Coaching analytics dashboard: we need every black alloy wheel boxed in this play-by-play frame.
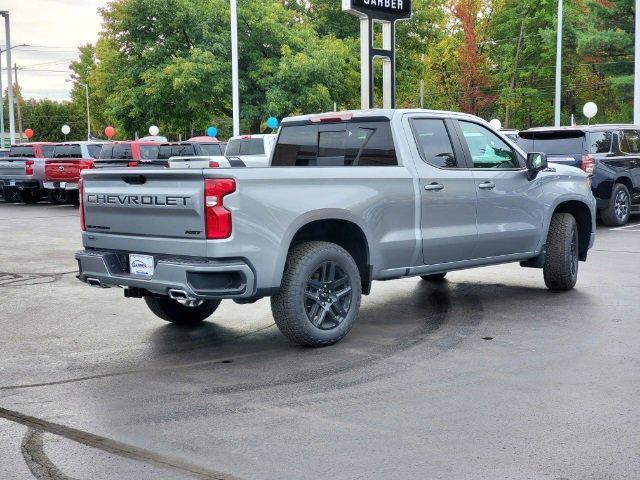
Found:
[303,261,353,331]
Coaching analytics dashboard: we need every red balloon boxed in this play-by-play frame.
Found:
[104,126,115,139]
[24,128,34,139]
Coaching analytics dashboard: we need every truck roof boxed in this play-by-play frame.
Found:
[281,109,490,126]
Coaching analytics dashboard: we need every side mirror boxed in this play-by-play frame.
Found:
[526,152,547,180]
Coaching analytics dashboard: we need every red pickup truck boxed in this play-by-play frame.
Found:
[44,142,104,205]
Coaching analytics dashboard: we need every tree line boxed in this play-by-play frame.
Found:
[8,0,636,141]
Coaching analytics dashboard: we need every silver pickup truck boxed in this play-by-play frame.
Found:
[76,109,596,347]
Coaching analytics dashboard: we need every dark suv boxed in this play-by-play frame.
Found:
[517,125,640,226]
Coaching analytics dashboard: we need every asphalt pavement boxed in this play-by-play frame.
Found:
[1,203,639,480]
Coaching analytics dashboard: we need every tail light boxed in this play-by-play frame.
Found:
[25,159,34,176]
[581,154,596,176]
[208,161,220,168]
[128,161,138,167]
[78,177,86,231]
[79,159,94,172]
[204,178,235,239]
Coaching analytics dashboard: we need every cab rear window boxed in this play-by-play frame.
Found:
[271,121,397,167]
[226,138,264,156]
[52,144,82,158]
[517,132,585,155]
[9,146,35,157]
[99,144,132,159]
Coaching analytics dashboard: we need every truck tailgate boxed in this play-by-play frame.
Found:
[82,169,207,240]
[45,159,92,182]
[0,158,28,177]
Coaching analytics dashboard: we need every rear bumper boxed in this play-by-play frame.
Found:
[75,249,256,299]
[43,181,79,190]
[1,179,41,190]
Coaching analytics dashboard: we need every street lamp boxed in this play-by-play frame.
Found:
[66,78,90,140]
[0,43,28,148]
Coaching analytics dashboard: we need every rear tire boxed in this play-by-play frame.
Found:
[543,213,579,291]
[420,272,447,281]
[271,241,362,347]
[600,183,630,226]
[144,296,221,326]
[18,190,42,204]
[47,189,68,205]
[68,191,80,207]
[2,188,15,203]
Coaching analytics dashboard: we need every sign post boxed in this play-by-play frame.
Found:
[342,0,411,109]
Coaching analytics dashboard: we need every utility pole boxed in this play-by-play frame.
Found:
[634,0,639,124]
[1,11,16,145]
[554,0,563,127]
[420,53,424,109]
[13,63,22,142]
[505,22,525,129]
[230,0,240,136]
[0,47,4,148]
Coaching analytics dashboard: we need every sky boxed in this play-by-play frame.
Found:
[1,0,108,101]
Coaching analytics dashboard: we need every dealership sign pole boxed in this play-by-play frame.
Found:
[342,0,411,109]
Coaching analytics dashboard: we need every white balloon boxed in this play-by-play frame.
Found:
[583,102,598,119]
[61,124,71,135]
[149,125,160,136]
[489,119,502,130]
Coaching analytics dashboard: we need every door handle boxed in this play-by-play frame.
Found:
[478,181,496,190]
[424,182,444,192]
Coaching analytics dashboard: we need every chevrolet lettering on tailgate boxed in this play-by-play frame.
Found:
[86,194,190,206]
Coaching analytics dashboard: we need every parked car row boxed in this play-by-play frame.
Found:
[513,125,640,226]
[0,134,276,205]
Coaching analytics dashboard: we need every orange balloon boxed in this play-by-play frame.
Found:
[104,126,115,138]
[24,128,34,139]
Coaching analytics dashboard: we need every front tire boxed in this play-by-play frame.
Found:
[600,183,630,226]
[144,296,221,326]
[543,213,579,291]
[271,241,362,347]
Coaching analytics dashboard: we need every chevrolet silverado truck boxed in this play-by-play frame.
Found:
[44,141,105,205]
[169,134,275,169]
[0,142,55,203]
[76,109,596,347]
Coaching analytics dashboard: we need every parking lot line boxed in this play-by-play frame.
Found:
[0,407,242,480]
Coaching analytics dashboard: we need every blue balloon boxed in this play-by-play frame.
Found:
[207,126,218,137]
[266,117,278,129]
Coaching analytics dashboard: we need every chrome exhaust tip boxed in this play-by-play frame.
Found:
[86,277,109,288]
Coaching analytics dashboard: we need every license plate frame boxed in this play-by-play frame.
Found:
[129,254,154,278]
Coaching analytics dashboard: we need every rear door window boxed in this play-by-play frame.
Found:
[140,145,160,160]
[411,118,458,168]
[588,131,612,154]
[620,130,640,154]
[271,121,397,167]
[52,144,82,158]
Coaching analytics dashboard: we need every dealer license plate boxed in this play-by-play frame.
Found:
[129,254,154,278]
[9,180,15,186]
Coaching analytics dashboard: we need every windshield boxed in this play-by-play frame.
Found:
[518,131,585,155]
[9,146,35,157]
[226,138,264,156]
[52,144,82,158]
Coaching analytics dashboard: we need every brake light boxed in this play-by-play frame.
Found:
[581,154,596,176]
[78,177,86,231]
[209,161,220,168]
[309,112,353,123]
[25,160,34,176]
[128,161,138,167]
[204,178,235,239]
[79,159,94,172]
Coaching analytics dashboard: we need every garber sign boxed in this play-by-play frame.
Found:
[344,0,411,20]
